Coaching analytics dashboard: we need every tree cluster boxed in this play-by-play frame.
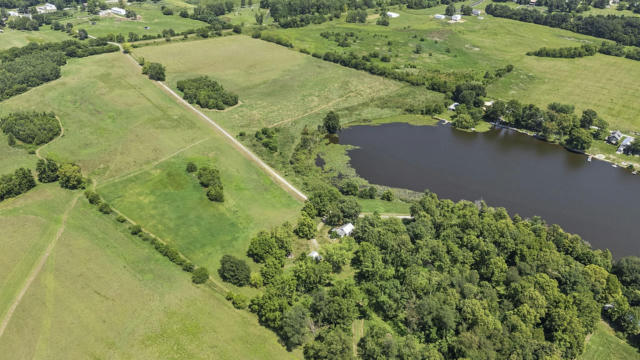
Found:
[195,165,224,202]
[486,4,640,48]
[254,127,278,152]
[141,62,165,81]
[0,111,60,145]
[0,167,36,202]
[245,190,640,359]
[0,39,118,100]
[219,254,251,286]
[176,76,238,110]
[527,44,598,58]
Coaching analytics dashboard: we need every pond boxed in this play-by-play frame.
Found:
[339,122,640,257]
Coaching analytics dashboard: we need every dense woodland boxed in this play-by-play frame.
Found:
[0,111,60,145]
[0,40,118,101]
[528,41,640,61]
[217,188,640,359]
[176,76,238,110]
[486,4,640,47]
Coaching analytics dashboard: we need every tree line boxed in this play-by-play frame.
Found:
[528,41,640,62]
[486,4,640,48]
[0,39,119,101]
[176,76,239,111]
[1,111,60,146]
[215,188,640,359]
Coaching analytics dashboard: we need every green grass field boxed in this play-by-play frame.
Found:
[69,2,204,38]
[0,28,72,50]
[0,50,302,358]
[581,321,640,360]
[246,4,640,133]
[0,186,299,359]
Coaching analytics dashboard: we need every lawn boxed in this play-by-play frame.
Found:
[69,2,204,38]
[0,133,36,175]
[248,4,640,133]
[0,187,299,359]
[0,28,72,50]
[581,321,640,360]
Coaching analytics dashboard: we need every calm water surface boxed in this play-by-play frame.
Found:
[339,123,640,257]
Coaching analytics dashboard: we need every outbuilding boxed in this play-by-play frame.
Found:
[448,102,460,111]
[434,14,445,19]
[451,14,462,21]
[387,11,400,18]
[36,3,57,13]
[308,251,322,260]
[472,9,482,16]
[111,7,126,16]
[332,223,354,238]
[617,136,634,154]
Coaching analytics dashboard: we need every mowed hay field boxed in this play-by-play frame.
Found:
[580,321,640,360]
[0,52,301,358]
[134,35,442,135]
[256,4,640,132]
[0,187,298,359]
[0,28,71,50]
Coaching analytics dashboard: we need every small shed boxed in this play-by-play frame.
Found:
[452,14,462,21]
[434,14,445,19]
[308,251,322,260]
[448,102,460,111]
[387,11,400,18]
[111,7,126,16]
[332,223,354,238]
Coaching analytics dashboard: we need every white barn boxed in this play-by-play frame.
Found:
[332,223,354,238]
[111,7,126,16]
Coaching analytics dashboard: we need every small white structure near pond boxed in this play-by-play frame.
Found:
[448,102,460,111]
[434,14,446,19]
[386,11,400,18]
[332,223,354,238]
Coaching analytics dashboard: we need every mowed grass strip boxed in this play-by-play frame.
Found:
[0,194,300,359]
[0,28,72,50]
[580,321,640,360]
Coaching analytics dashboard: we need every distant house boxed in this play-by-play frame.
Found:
[448,102,460,111]
[111,7,126,16]
[607,130,623,145]
[8,10,31,18]
[451,14,462,21]
[530,0,537,5]
[386,11,400,18]
[484,100,494,107]
[332,223,354,238]
[617,136,634,154]
[472,9,482,16]
[610,0,620,4]
[36,3,57,13]
[308,251,322,260]
[434,14,445,19]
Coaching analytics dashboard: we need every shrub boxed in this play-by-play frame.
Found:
[116,215,126,223]
[7,134,16,146]
[58,163,84,189]
[381,190,394,201]
[98,202,112,214]
[182,262,195,272]
[219,254,251,286]
[186,162,197,173]
[142,62,166,81]
[206,186,224,202]
[162,7,174,15]
[250,272,263,287]
[130,224,142,235]
[84,190,101,205]
[295,215,316,239]
[36,158,59,183]
[192,267,209,284]
[323,111,340,134]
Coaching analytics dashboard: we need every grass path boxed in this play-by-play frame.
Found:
[34,116,64,160]
[0,194,79,339]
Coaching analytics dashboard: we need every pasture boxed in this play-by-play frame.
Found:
[580,321,640,360]
[252,4,640,132]
[0,186,298,359]
[0,28,71,50]
[0,50,302,358]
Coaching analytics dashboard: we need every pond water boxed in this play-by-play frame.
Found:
[339,122,640,257]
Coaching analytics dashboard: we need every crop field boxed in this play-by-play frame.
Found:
[69,2,204,38]
[252,4,640,133]
[0,186,298,359]
[0,28,71,50]
[0,50,303,358]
